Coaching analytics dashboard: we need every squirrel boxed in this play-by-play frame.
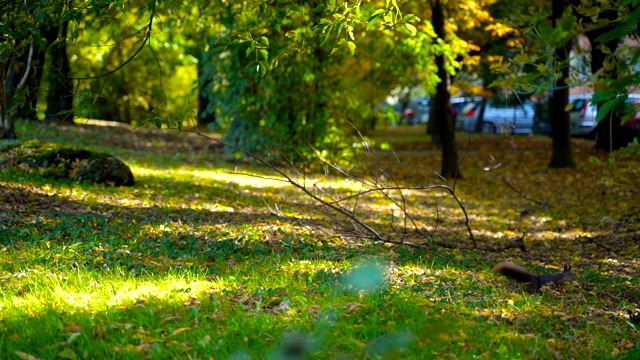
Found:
[493,262,573,292]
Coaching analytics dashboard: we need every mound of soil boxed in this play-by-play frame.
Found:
[0,140,134,186]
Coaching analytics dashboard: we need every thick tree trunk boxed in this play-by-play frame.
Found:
[548,0,575,168]
[429,0,461,179]
[45,21,74,123]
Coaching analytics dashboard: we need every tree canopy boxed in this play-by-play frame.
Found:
[2,0,639,167]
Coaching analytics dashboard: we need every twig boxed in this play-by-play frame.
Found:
[16,39,34,90]
[501,175,550,207]
[186,127,476,248]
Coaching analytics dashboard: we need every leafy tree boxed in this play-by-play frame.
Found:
[1,0,136,138]
[547,0,576,168]
[0,0,48,139]
[198,1,423,164]
[417,0,507,177]
[491,0,579,167]
[428,0,460,178]
[70,0,190,125]
[492,0,640,159]
[579,1,640,150]
[45,9,74,124]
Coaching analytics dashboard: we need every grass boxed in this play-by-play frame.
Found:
[1,120,639,359]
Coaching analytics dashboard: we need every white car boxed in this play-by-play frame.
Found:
[569,94,640,137]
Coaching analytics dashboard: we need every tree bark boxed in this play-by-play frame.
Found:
[1,60,18,139]
[6,40,46,121]
[585,10,621,150]
[196,56,216,127]
[548,0,575,168]
[474,98,487,133]
[429,0,461,179]
[45,20,74,124]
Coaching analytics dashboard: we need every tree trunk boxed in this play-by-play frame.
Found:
[6,40,46,121]
[585,10,621,150]
[20,44,46,120]
[548,0,575,168]
[429,0,461,179]
[45,20,74,123]
[196,57,216,127]
[474,98,487,133]
[1,60,18,139]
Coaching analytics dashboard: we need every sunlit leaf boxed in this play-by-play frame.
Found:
[259,49,268,62]
[404,23,417,36]
[346,41,356,55]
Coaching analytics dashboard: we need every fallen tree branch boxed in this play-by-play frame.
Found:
[187,128,476,248]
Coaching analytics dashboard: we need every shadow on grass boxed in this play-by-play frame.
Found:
[1,179,431,271]
[1,167,477,251]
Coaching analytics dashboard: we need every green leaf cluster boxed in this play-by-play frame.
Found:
[196,1,427,166]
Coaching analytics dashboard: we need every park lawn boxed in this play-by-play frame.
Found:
[1,120,639,359]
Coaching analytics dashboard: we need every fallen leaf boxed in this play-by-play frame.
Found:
[14,351,40,360]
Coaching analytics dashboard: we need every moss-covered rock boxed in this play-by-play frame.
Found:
[0,140,134,186]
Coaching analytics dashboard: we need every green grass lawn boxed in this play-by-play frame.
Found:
[1,120,639,359]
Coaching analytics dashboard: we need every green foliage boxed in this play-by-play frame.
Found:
[490,5,576,95]
[197,1,425,166]
[591,138,640,167]
[69,2,197,124]
[492,0,640,111]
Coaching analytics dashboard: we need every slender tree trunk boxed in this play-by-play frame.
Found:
[196,58,216,127]
[6,40,46,121]
[1,55,17,139]
[19,48,45,120]
[429,0,461,179]
[585,10,621,150]
[548,0,575,168]
[0,58,17,140]
[45,20,74,123]
[474,98,487,133]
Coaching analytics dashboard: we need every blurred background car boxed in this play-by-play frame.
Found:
[400,96,480,126]
[401,97,430,125]
[455,99,536,134]
[569,94,640,138]
[451,96,482,119]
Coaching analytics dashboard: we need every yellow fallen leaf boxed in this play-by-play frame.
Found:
[171,327,191,336]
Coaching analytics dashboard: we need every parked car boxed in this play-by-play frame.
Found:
[402,97,430,125]
[401,96,480,126]
[569,94,640,138]
[451,96,482,119]
[455,100,536,134]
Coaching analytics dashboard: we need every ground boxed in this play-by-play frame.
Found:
[1,120,639,359]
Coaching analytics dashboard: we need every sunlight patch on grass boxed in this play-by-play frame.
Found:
[133,166,291,189]
[1,270,233,317]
